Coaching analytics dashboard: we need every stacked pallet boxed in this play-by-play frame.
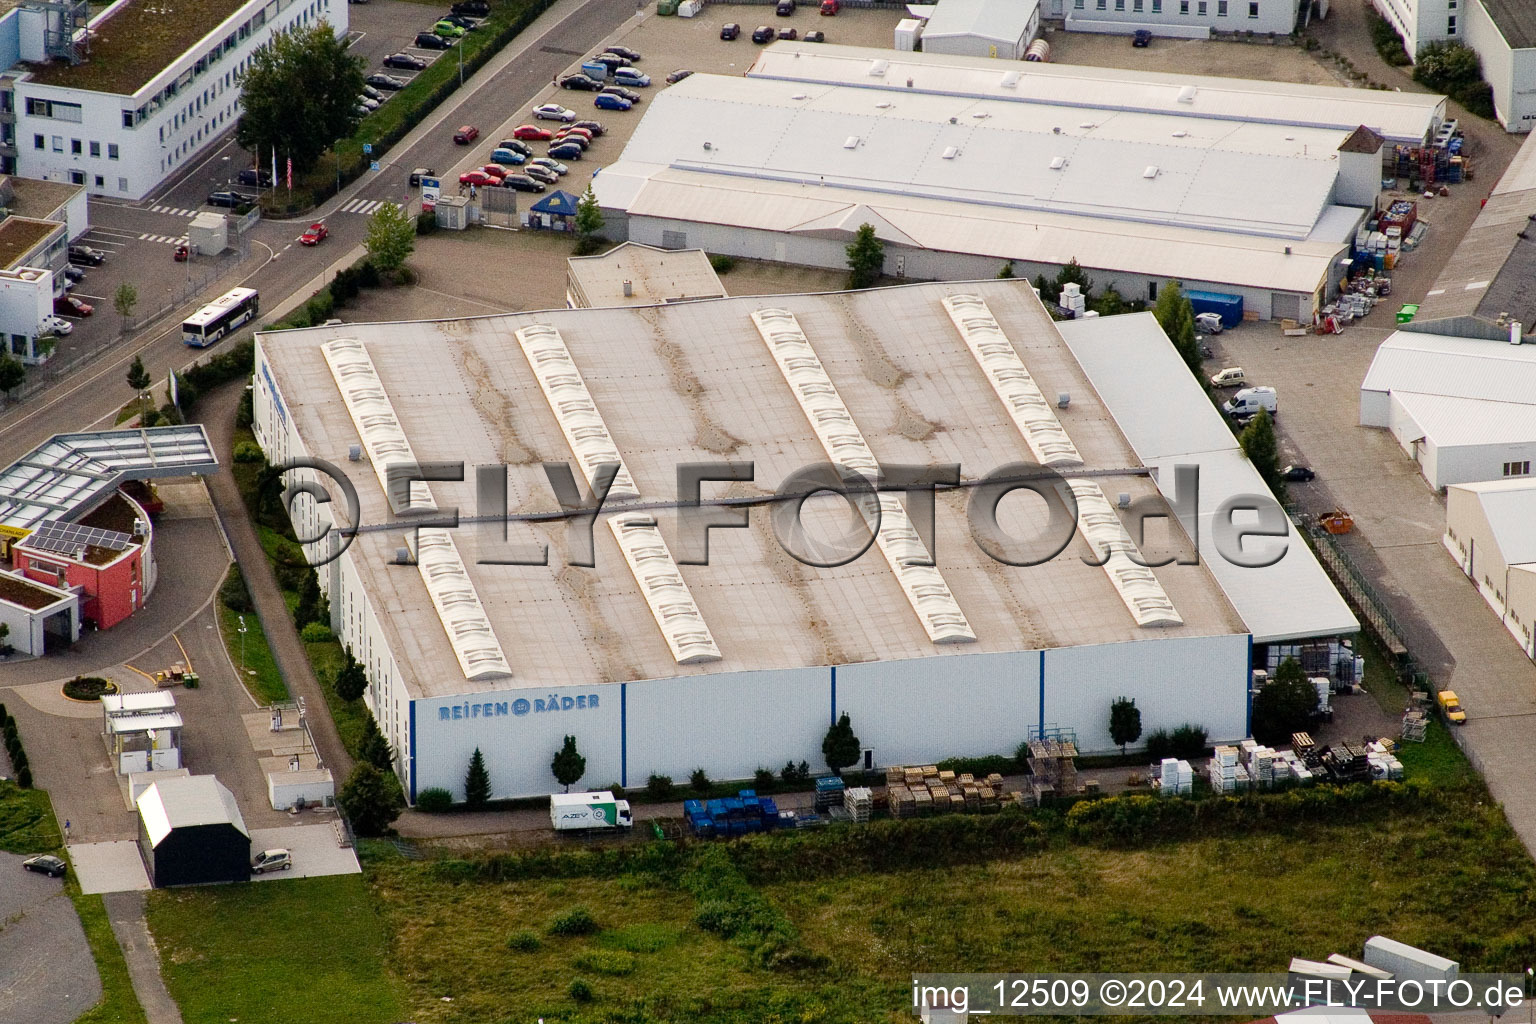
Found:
[814,775,846,813]
[1206,746,1249,794]
[1027,738,1079,796]
[885,765,1004,818]
[844,786,873,823]
[1152,758,1193,795]
[1364,740,1405,780]
[1400,708,1428,742]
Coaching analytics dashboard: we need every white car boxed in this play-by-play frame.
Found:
[41,314,72,335]
[528,157,568,176]
[532,102,577,122]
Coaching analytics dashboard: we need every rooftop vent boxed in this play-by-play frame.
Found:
[347,443,362,462]
[703,141,712,150]
[1000,71,1020,88]
[1117,492,1131,509]
[906,77,914,88]
[1079,121,1094,129]
[949,116,957,124]
[875,101,891,108]
[1049,156,1066,170]
[1052,126,1061,134]
[1057,392,1070,408]
[942,146,958,160]
[791,92,807,100]
[1177,85,1197,103]
[1143,165,1159,178]
[1172,130,1187,138]
[971,111,989,119]
[843,136,860,149]
[869,58,889,77]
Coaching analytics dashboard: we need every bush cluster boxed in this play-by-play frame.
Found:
[2,711,31,788]
[1144,724,1209,762]
[682,846,813,970]
[548,906,599,937]
[505,928,541,952]
[1413,41,1497,119]
[1367,11,1411,66]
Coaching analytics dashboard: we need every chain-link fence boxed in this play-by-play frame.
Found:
[1288,508,1413,677]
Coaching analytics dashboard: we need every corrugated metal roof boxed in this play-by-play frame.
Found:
[1059,313,1358,643]
[136,775,248,847]
[922,0,1039,43]
[1450,479,1536,566]
[1391,391,1536,448]
[747,43,1444,143]
[1360,329,1536,406]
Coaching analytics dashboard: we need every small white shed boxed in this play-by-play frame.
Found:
[186,212,228,255]
[920,0,1041,60]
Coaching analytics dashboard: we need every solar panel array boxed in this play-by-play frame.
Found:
[26,519,134,557]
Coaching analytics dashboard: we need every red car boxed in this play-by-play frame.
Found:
[55,294,93,316]
[479,164,510,179]
[555,127,593,143]
[173,243,189,262]
[511,124,553,141]
[452,124,479,144]
[299,222,328,246]
[459,169,498,186]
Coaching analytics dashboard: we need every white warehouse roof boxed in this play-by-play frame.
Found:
[747,42,1445,144]
[1059,313,1358,643]
[1448,478,1536,567]
[136,775,247,847]
[1362,330,1536,409]
[922,0,1040,46]
[258,282,1276,699]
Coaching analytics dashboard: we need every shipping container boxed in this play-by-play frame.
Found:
[1184,289,1244,328]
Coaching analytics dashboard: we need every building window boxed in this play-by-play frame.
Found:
[1504,461,1530,477]
[118,177,129,192]
[1148,282,1158,300]
[69,170,84,185]
[1152,0,1161,10]
[1248,1,1258,13]
[89,141,100,157]
[1447,15,1455,31]
[1180,0,1189,10]
[25,98,82,122]
[94,174,104,187]
[70,138,81,154]
[51,135,62,152]
[1134,0,1143,10]
[32,134,43,149]
[1075,0,1083,8]
[108,143,119,160]
[1197,0,1206,12]
[1217,0,1227,14]
[1115,0,1124,9]
[122,110,134,128]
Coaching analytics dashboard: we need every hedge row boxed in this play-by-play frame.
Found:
[1,707,33,788]
[143,338,256,427]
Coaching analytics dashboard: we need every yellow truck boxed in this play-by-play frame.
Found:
[1436,690,1466,724]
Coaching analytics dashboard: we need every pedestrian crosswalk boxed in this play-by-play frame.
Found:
[149,205,198,217]
[338,198,404,215]
[139,233,189,245]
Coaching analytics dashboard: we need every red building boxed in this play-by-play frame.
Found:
[13,492,153,630]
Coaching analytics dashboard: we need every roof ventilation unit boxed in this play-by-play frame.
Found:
[1172,130,1187,138]
[971,111,989,119]
[1000,71,1020,88]
[869,58,889,77]
[1052,126,1061,134]
[906,77,914,88]
[1177,85,1197,103]
[1049,156,1066,170]
[843,135,859,149]
[791,93,807,100]
[1118,492,1131,509]
[875,101,891,108]
[703,141,712,150]
[1143,165,1159,178]
[949,116,957,124]
[942,146,959,160]
[1079,121,1094,129]
[1057,391,1070,408]
[347,443,361,461]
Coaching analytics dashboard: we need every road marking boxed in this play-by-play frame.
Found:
[73,294,108,302]
[148,205,199,217]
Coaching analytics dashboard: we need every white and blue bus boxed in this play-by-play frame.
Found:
[181,287,259,347]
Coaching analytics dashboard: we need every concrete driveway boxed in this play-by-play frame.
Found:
[69,841,152,896]
[247,824,360,881]
[0,852,101,1024]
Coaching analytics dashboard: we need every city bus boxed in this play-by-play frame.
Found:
[181,287,259,347]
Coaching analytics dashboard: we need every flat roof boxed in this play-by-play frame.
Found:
[258,281,1254,699]
[1449,478,1536,566]
[1482,0,1536,50]
[3,176,82,221]
[746,43,1445,144]
[1058,313,1357,643]
[0,569,73,611]
[25,0,252,95]
[1361,329,1536,406]
[567,242,725,307]
[0,217,61,270]
[923,0,1040,43]
[108,711,182,733]
[103,691,177,714]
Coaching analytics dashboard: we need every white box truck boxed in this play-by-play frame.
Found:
[550,792,633,831]
[1222,386,1277,419]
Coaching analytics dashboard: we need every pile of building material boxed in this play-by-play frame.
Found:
[1205,745,1251,793]
[814,775,845,813]
[1400,707,1428,742]
[844,786,872,823]
[1311,677,1334,721]
[1026,738,1078,802]
[885,765,1004,818]
[1058,282,1087,319]
[1151,758,1193,795]
[1238,740,1315,788]
[1364,739,1405,780]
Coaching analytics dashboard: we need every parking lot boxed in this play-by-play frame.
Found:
[0,852,100,1024]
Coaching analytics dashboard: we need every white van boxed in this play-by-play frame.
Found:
[1209,367,1247,389]
[1223,386,1277,419]
[1194,312,1225,335]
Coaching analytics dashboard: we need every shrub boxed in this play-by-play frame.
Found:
[1367,12,1411,65]
[415,787,453,813]
[689,768,711,792]
[780,760,811,785]
[220,566,253,613]
[17,765,31,789]
[1454,80,1496,119]
[1168,724,1209,760]
[682,845,812,969]
[548,906,598,936]
[0,703,7,728]
[605,783,625,801]
[232,441,264,464]
[1144,729,1173,762]
[299,621,334,643]
[646,773,674,800]
[574,950,636,976]
[506,929,541,952]
[568,978,594,1003]
[395,266,417,286]
[572,234,606,256]
[416,211,438,235]
[303,290,335,324]
[753,767,776,792]
[708,253,735,274]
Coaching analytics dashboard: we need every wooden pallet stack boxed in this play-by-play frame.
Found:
[885,765,1004,818]
[844,786,873,823]
[1027,738,1079,802]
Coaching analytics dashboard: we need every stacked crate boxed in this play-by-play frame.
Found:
[1152,758,1193,795]
[1206,746,1239,794]
[815,776,846,813]
[1027,738,1079,798]
[1400,708,1428,742]
[885,764,1004,818]
[844,786,873,823]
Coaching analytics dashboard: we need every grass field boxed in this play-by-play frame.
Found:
[146,875,403,1024]
[0,781,61,853]
[216,568,289,705]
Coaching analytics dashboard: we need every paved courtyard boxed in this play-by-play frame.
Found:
[71,841,152,896]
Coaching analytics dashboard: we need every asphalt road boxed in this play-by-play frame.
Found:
[0,0,634,464]
[0,852,100,1024]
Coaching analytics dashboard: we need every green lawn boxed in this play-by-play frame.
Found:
[0,781,61,853]
[146,875,403,1024]
[215,569,288,705]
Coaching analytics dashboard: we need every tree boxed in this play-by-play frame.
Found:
[1091,285,1125,317]
[1251,657,1319,746]
[551,734,586,792]
[844,223,885,290]
[114,283,139,328]
[997,261,1016,279]
[1153,279,1201,378]
[358,712,393,771]
[822,712,861,776]
[334,646,368,702]
[1054,258,1093,297]
[338,763,404,835]
[294,569,323,629]
[0,354,23,397]
[235,24,365,175]
[464,747,491,809]
[364,200,415,278]
[1240,408,1283,493]
[1033,273,1060,305]
[125,353,150,392]
[1109,697,1142,755]
[575,184,604,239]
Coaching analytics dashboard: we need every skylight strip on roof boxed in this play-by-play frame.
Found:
[750,307,976,645]
[322,338,512,681]
[515,324,721,665]
[514,324,639,502]
[942,293,1181,629]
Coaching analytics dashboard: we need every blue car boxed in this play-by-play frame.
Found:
[490,147,527,165]
[594,93,632,111]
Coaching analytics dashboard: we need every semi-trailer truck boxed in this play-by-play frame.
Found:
[550,791,633,831]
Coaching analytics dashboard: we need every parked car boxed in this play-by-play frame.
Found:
[1209,367,1247,389]
[453,124,480,144]
[414,31,452,48]
[533,102,577,122]
[55,295,93,316]
[358,96,380,111]
[206,190,247,208]
[408,166,436,186]
[366,73,407,90]
[41,314,72,335]
[173,243,189,262]
[600,87,640,105]
[1194,311,1225,334]
[605,45,642,61]
[1132,28,1152,47]
[458,169,498,186]
[751,25,775,42]
[777,27,798,39]
[548,142,585,160]
[803,29,825,41]
[361,84,383,101]
[560,73,603,91]
[502,174,546,193]
[512,124,553,141]
[589,52,631,71]
[570,119,605,136]
[776,0,795,13]
[479,163,511,179]
[593,93,632,111]
[613,68,651,87]
[451,0,489,13]
[433,20,466,37]
[820,0,839,12]
[442,13,478,28]
[721,22,740,39]
[68,244,106,265]
[237,167,273,187]
[251,849,292,874]
[529,157,568,175]
[22,855,67,878]
[554,126,593,142]
[299,222,329,246]
[523,164,559,185]
[1282,464,1316,482]
[666,69,693,84]
[62,265,85,283]
[551,133,588,150]
[384,52,429,70]
[490,147,527,165]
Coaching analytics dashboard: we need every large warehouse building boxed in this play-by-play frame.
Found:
[252,281,1355,802]
[592,45,1446,322]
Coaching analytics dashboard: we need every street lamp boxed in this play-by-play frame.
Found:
[237,614,248,676]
